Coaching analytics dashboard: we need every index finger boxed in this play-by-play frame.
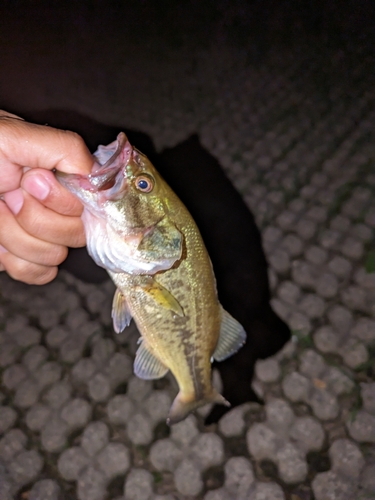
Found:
[0,112,94,175]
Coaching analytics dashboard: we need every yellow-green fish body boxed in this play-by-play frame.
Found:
[56,133,246,424]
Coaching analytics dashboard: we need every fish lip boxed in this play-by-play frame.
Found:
[55,169,97,192]
[55,132,132,193]
[92,132,129,173]
[102,132,127,168]
[89,133,129,190]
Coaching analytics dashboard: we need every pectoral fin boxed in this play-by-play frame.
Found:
[111,288,132,333]
[136,279,184,317]
[213,306,246,361]
[134,340,169,380]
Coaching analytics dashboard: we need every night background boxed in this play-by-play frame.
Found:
[0,1,374,500]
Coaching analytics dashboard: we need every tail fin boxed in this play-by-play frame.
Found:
[167,389,230,425]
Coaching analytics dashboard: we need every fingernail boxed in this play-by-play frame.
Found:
[23,173,50,200]
[4,189,24,215]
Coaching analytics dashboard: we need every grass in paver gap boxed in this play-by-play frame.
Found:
[357,205,375,225]
[152,471,163,484]
[292,330,314,349]
[328,180,360,218]
[358,491,375,500]
[364,250,375,274]
[355,342,375,380]
[134,444,148,463]
[359,442,375,461]
[348,383,364,423]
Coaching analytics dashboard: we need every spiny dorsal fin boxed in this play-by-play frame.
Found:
[134,340,169,380]
[136,278,184,317]
[111,288,132,333]
[213,306,246,361]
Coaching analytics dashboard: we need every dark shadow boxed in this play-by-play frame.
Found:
[23,108,291,423]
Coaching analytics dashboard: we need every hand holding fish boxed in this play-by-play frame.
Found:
[0,110,93,284]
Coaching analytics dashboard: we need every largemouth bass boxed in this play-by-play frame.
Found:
[56,133,246,424]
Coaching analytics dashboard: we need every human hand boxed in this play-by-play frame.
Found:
[0,110,94,284]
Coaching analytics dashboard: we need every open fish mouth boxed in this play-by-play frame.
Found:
[55,132,132,202]
[89,132,131,191]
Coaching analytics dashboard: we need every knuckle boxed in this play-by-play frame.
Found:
[33,267,58,285]
[19,207,43,236]
[61,195,83,217]
[6,257,57,285]
[6,259,26,282]
[62,130,87,155]
[68,223,86,248]
[49,245,68,266]
[66,130,84,144]
[73,233,86,248]
[58,130,92,176]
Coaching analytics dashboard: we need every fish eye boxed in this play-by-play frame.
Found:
[135,175,154,193]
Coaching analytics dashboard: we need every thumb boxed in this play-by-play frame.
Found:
[0,114,94,175]
[21,168,84,216]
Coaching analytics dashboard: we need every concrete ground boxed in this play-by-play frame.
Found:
[0,3,374,499]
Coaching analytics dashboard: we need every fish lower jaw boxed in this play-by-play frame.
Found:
[166,389,230,426]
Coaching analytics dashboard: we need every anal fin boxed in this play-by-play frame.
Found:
[213,306,246,362]
[134,340,169,380]
[111,288,132,333]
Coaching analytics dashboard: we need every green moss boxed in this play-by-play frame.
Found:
[292,329,314,349]
[365,250,375,274]
[153,471,163,484]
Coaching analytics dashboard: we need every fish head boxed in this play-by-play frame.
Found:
[56,132,183,274]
